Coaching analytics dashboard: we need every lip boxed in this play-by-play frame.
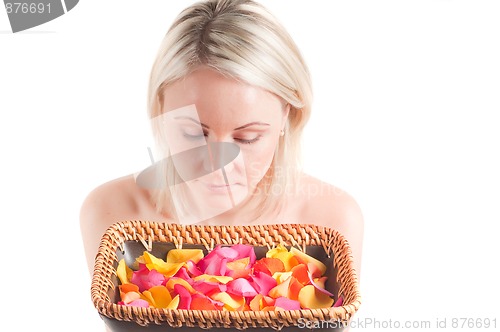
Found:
[200,181,240,194]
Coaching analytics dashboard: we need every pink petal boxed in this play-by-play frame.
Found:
[131,265,166,292]
[217,246,239,260]
[307,271,334,296]
[333,296,343,307]
[227,278,258,297]
[250,271,277,295]
[122,299,150,308]
[230,244,256,265]
[173,284,192,310]
[192,280,226,295]
[185,260,203,277]
[274,297,301,310]
[197,246,228,275]
[173,266,192,282]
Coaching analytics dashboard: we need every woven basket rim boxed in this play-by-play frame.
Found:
[91,221,361,329]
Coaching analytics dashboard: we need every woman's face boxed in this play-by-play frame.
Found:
[158,67,288,221]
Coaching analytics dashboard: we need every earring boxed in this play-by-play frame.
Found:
[280,129,285,136]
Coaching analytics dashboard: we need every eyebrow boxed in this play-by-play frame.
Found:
[174,116,209,129]
[174,116,270,131]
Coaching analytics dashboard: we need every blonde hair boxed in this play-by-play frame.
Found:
[147,0,312,221]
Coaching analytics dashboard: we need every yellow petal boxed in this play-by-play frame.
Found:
[166,295,180,309]
[167,249,204,264]
[274,251,299,271]
[266,244,288,258]
[272,271,293,284]
[141,290,156,307]
[298,285,334,309]
[117,259,132,285]
[211,292,245,310]
[193,274,233,284]
[142,251,184,277]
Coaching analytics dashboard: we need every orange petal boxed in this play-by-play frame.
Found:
[290,247,327,276]
[254,257,285,275]
[167,249,204,264]
[298,285,334,309]
[119,283,139,294]
[148,285,173,308]
[226,257,250,270]
[291,264,310,285]
[166,277,197,294]
[249,294,263,311]
[191,295,219,310]
[288,277,304,301]
[274,252,299,272]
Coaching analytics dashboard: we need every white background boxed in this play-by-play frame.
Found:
[1,1,499,331]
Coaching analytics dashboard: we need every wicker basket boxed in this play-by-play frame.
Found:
[91,221,361,331]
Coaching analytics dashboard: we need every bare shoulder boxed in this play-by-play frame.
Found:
[295,173,364,277]
[79,175,160,275]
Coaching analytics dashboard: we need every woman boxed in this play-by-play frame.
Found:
[80,0,363,284]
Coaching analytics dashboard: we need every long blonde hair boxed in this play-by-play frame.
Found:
[147,0,312,221]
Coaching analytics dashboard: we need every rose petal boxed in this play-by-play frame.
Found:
[167,249,204,264]
[290,264,310,285]
[185,260,203,277]
[230,244,256,265]
[142,251,184,277]
[122,299,150,308]
[166,294,180,309]
[166,277,197,294]
[174,284,192,310]
[288,276,304,301]
[226,257,250,271]
[191,293,223,310]
[307,271,334,296]
[333,296,343,307]
[210,292,245,311]
[290,247,327,276]
[173,266,191,281]
[298,284,334,309]
[148,285,173,308]
[192,280,226,295]
[275,296,301,310]
[117,259,132,285]
[193,274,233,284]
[250,271,277,295]
[253,257,285,276]
[268,276,292,299]
[226,278,258,297]
[131,265,166,292]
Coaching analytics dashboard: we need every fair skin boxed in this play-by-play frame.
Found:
[80,68,364,296]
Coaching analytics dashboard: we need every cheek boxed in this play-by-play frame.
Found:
[242,138,278,187]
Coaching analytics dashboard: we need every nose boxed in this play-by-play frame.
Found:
[202,141,239,174]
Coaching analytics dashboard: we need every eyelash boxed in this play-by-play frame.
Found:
[183,132,261,145]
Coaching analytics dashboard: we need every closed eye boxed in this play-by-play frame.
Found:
[235,135,261,144]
